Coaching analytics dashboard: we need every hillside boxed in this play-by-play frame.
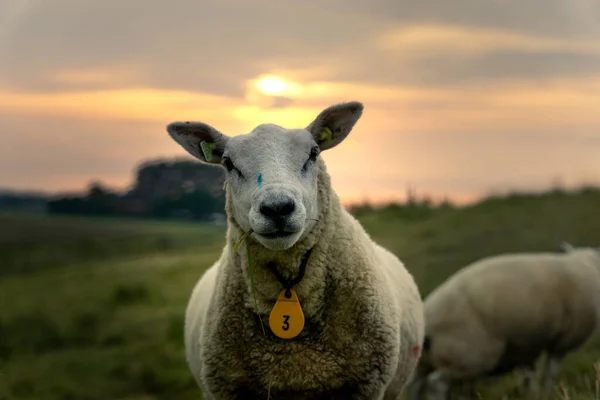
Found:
[1,187,599,400]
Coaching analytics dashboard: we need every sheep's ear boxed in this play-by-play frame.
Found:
[166,121,229,164]
[559,241,575,253]
[306,101,364,151]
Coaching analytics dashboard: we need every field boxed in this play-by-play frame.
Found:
[1,187,600,400]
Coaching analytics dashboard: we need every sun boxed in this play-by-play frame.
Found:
[255,75,289,96]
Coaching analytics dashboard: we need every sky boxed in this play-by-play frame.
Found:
[1,0,599,205]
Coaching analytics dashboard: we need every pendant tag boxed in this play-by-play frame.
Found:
[269,289,305,339]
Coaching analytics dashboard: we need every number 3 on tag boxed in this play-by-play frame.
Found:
[269,289,305,339]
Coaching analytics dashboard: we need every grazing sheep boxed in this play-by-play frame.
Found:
[407,242,600,400]
[166,102,425,400]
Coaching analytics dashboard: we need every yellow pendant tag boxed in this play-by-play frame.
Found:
[269,289,305,339]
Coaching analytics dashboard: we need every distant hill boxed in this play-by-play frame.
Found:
[0,190,49,213]
[0,158,227,221]
[122,158,226,215]
[42,158,227,221]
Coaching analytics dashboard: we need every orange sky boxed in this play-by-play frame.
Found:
[1,0,599,204]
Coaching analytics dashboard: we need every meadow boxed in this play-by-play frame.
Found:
[1,187,600,400]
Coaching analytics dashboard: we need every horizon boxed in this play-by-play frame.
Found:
[2,0,599,205]
[2,166,596,209]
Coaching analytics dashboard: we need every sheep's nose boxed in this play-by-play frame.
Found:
[259,197,296,220]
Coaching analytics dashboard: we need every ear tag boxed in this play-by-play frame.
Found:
[269,289,305,339]
[319,127,333,143]
[200,141,217,162]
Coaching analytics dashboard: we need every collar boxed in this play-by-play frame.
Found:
[266,248,314,298]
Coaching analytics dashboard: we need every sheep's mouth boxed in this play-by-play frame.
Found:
[259,230,297,239]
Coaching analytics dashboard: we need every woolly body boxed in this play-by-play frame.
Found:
[409,247,600,399]
[168,102,425,399]
[186,163,423,399]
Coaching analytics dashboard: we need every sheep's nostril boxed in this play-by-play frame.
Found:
[259,203,277,218]
[259,199,296,219]
[279,201,295,216]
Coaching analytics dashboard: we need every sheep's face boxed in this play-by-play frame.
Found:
[219,125,320,250]
[166,101,363,251]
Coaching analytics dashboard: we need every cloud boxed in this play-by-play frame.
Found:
[2,74,600,133]
[0,88,240,125]
[303,0,600,39]
[2,0,599,96]
[0,0,379,95]
[376,24,600,57]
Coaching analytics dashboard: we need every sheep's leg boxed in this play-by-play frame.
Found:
[541,356,561,393]
[427,370,451,400]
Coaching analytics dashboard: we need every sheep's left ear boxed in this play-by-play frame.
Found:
[306,101,364,151]
[166,121,229,164]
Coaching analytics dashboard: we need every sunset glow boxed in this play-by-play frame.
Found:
[256,75,288,95]
[252,74,304,98]
[1,0,599,204]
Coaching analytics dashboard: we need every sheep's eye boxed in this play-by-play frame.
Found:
[221,157,242,177]
[222,157,234,172]
[302,146,320,173]
[309,146,320,161]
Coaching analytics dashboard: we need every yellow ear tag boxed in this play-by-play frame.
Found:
[269,289,305,339]
[200,140,217,162]
[319,127,333,142]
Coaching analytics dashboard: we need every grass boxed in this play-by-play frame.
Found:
[1,186,600,399]
[0,213,225,400]
[0,212,224,276]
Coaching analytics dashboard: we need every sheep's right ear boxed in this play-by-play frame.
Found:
[166,121,229,164]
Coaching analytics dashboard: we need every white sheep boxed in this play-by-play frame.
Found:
[166,101,425,399]
[407,242,600,400]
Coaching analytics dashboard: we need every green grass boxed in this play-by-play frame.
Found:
[0,213,225,400]
[0,213,225,275]
[1,187,600,400]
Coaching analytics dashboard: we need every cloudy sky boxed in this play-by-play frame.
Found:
[1,0,599,204]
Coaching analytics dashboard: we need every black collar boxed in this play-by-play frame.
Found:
[266,248,313,299]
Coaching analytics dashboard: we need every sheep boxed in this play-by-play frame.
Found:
[166,101,425,400]
[407,242,600,400]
